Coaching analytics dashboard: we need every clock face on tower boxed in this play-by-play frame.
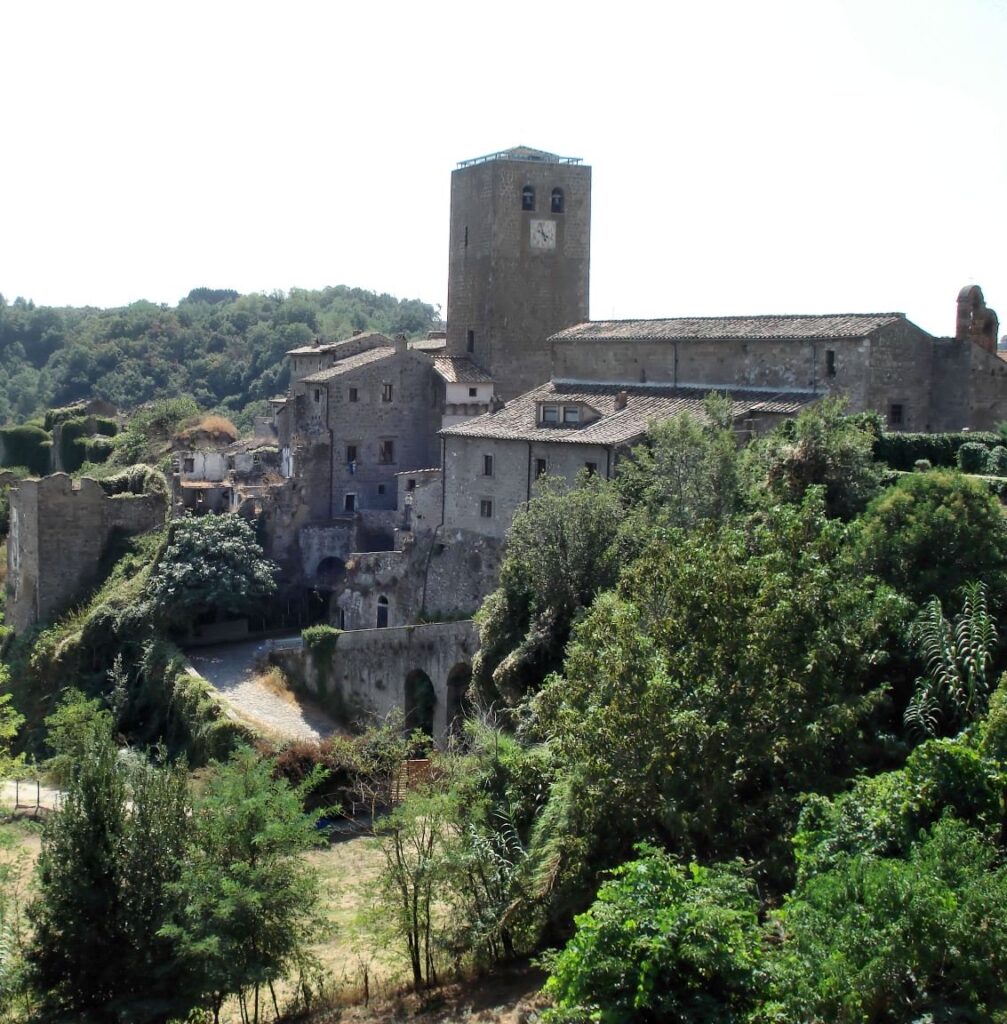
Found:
[530,219,557,250]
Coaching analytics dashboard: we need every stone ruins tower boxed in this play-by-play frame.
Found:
[445,146,591,400]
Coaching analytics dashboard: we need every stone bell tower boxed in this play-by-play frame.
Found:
[445,146,591,401]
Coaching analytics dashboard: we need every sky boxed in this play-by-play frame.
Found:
[2,0,1005,338]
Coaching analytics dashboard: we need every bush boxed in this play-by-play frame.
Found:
[875,431,1002,471]
[958,441,990,473]
[988,446,1007,476]
[913,458,932,472]
[0,424,51,476]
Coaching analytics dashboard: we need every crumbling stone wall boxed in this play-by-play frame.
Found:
[6,474,166,632]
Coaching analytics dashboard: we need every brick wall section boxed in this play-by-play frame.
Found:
[6,474,165,633]
[446,157,591,400]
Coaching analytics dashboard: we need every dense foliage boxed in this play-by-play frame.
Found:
[0,287,437,427]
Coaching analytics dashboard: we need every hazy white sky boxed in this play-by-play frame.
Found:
[2,0,1004,337]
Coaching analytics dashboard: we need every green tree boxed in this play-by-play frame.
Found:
[472,475,624,706]
[544,845,762,1024]
[27,726,193,1023]
[163,748,326,1024]
[145,514,277,630]
[855,469,1007,608]
[41,688,112,787]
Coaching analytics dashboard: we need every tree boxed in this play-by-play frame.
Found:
[472,475,624,706]
[163,748,326,1024]
[0,668,23,781]
[145,513,277,630]
[27,726,193,1023]
[544,845,762,1024]
[855,469,1007,608]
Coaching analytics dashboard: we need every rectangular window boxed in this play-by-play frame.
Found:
[541,405,559,425]
[535,458,548,479]
[469,386,478,397]
[563,406,581,425]
[406,478,416,492]
[467,330,475,353]
[182,457,194,473]
[313,388,321,403]
[889,403,904,427]
[483,454,494,477]
[585,461,598,476]
[379,439,395,464]
[348,387,359,403]
[826,350,836,377]
[346,444,358,463]
[344,493,356,512]
[480,499,493,518]
[382,383,393,402]
[378,484,386,495]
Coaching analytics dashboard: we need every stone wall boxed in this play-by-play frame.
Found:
[6,474,166,632]
[290,619,478,743]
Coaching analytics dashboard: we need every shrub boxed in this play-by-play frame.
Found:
[988,445,1007,476]
[875,431,1002,471]
[0,424,51,476]
[913,458,932,472]
[958,441,990,473]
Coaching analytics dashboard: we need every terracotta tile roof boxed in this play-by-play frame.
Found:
[432,357,494,384]
[286,332,391,356]
[441,382,818,446]
[552,313,906,343]
[300,347,394,382]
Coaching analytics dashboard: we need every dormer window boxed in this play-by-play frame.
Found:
[551,188,564,213]
[563,406,581,425]
[521,185,535,211]
[540,404,560,425]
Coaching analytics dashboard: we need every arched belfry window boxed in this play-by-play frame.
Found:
[521,185,535,211]
[551,188,564,213]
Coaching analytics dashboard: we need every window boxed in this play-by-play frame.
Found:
[348,387,359,403]
[585,461,598,476]
[535,458,548,479]
[541,405,559,425]
[551,187,564,213]
[563,406,581,425]
[464,225,468,248]
[521,185,535,211]
[469,386,478,397]
[346,444,358,464]
[480,499,494,518]
[826,350,836,377]
[382,383,393,402]
[483,454,494,476]
[336,608,346,629]
[378,484,386,495]
[379,439,395,464]
[182,457,194,473]
[313,388,321,403]
[467,329,475,353]
[226,456,235,470]
[406,478,417,492]
[889,403,904,428]
[344,493,356,512]
[376,596,389,629]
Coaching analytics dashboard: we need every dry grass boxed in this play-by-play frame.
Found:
[174,414,239,445]
[253,665,300,707]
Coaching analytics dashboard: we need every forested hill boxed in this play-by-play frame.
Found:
[0,286,438,428]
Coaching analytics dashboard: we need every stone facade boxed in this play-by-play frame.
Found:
[7,474,166,632]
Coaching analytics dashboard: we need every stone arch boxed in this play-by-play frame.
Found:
[446,662,472,737]
[315,556,346,589]
[376,595,390,629]
[404,669,437,738]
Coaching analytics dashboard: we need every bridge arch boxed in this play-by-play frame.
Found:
[404,668,437,739]
[446,662,472,737]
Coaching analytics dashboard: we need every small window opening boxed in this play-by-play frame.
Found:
[313,388,321,403]
[551,188,564,213]
[889,403,904,428]
[182,457,194,473]
[521,185,535,211]
[563,406,581,425]
[376,596,389,629]
[348,387,359,403]
[382,383,393,402]
[541,405,559,425]
[379,439,395,464]
[535,458,548,479]
[226,456,235,470]
[480,499,494,518]
[378,484,386,495]
[464,226,468,248]
[585,461,598,476]
[337,608,346,629]
[406,478,416,492]
[346,444,357,463]
[469,386,478,397]
[826,350,836,377]
[344,493,356,512]
[467,329,475,353]
[483,454,494,477]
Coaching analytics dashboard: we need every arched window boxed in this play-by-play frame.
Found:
[551,187,564,213]
[376,595,389,629]
[521,185,535,211]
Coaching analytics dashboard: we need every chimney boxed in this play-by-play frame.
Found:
[615,391,628,411]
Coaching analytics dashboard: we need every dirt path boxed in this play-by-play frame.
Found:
[0,778,62,812]
[186,638,339,743]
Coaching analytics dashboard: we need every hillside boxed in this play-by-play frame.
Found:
[0,286,438,428]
